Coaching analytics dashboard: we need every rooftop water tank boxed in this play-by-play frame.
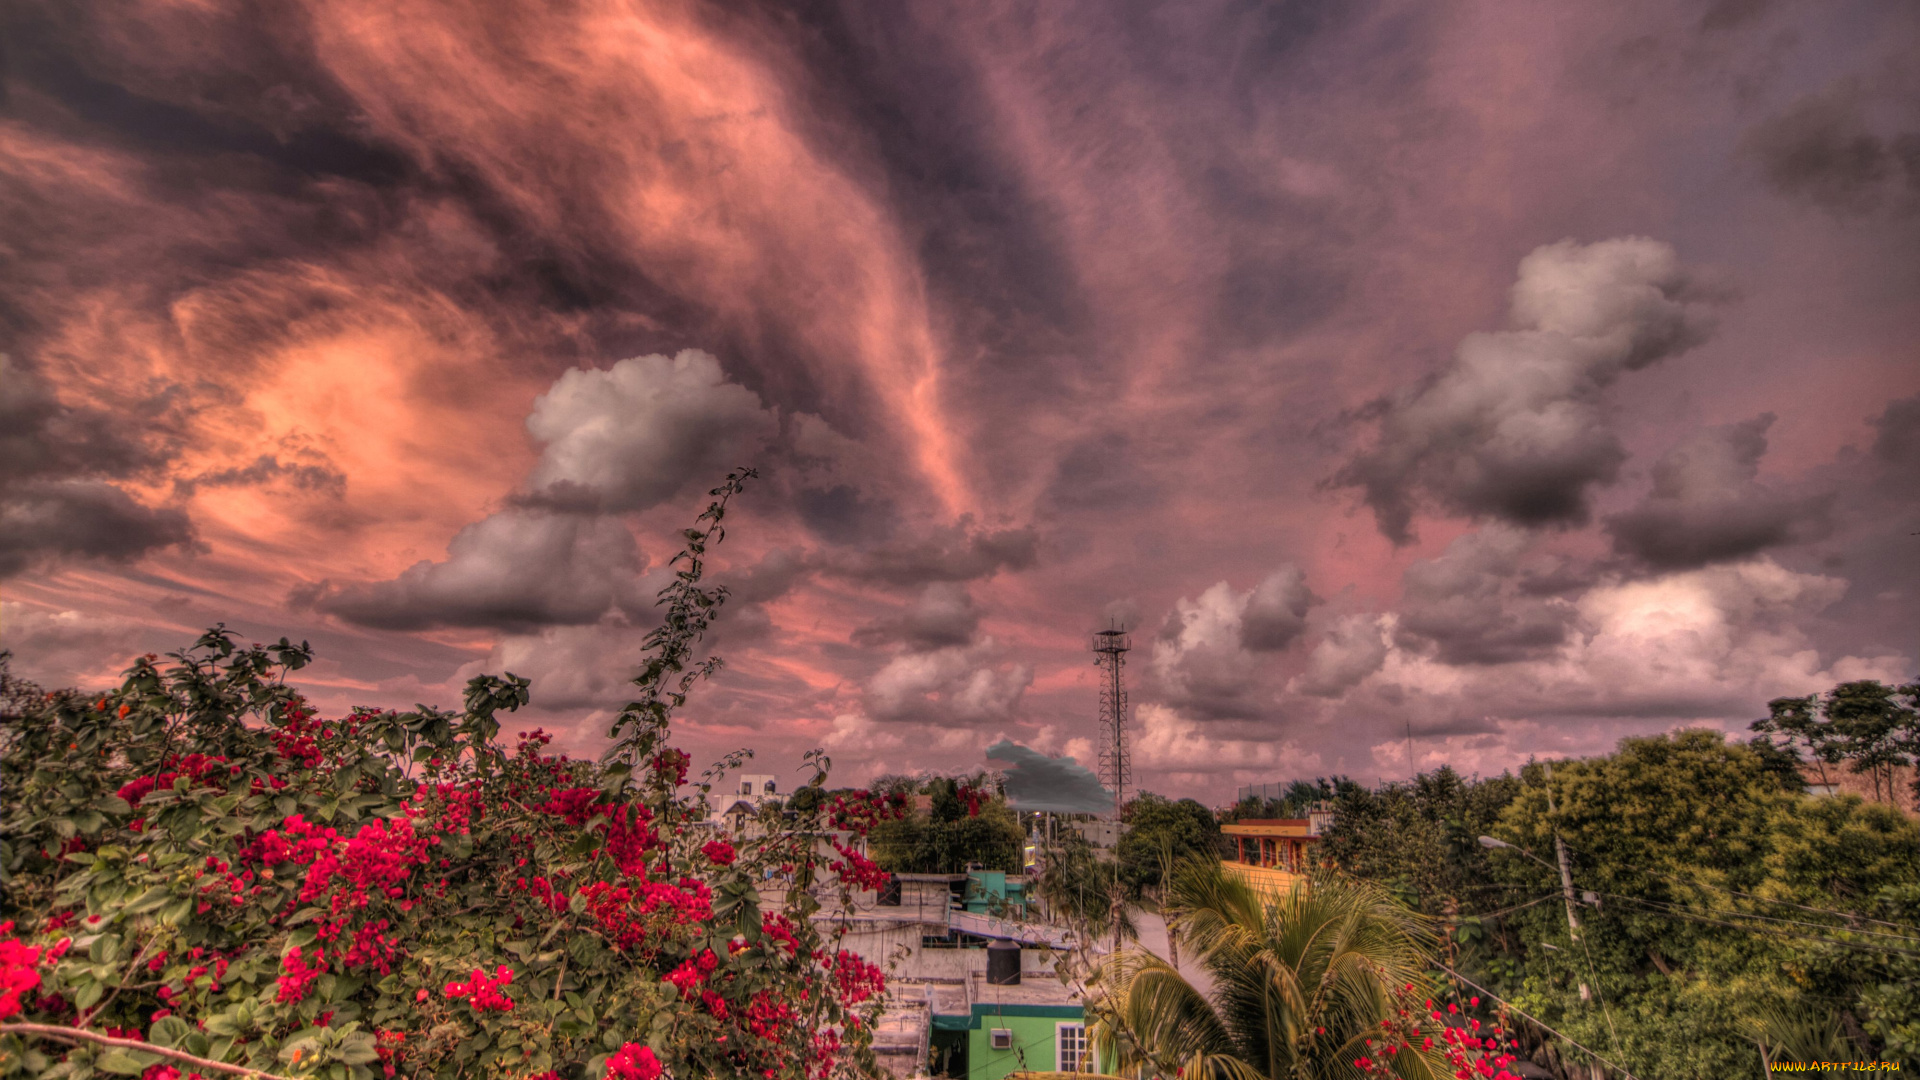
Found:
[986,940,1021,985]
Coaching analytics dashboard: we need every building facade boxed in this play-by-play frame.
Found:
[1218,810,1331,896]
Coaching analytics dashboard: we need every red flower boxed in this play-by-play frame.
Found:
[442,966,515,1012]
[275,945,328,1004]
[605,1043,663,1080]
[702,840,737,866]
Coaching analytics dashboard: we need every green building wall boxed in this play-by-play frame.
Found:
[942,1003,1101,1079]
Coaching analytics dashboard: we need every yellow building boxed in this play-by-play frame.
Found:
[1219,816,1326,896]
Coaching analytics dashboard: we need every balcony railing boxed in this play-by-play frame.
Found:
[1220,860,1304,897]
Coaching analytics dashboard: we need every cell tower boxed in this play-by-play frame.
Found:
[1092,625,1131,819]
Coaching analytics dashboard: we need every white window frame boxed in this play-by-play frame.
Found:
[1056,1021,1088,1072]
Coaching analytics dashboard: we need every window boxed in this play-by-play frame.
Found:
[989,1028,1013,1050]
[1056,1022,1088,1072]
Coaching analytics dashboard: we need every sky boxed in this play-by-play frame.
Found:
[2,0,1917,808]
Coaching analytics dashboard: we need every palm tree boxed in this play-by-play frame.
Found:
[1087,860,1447,1079]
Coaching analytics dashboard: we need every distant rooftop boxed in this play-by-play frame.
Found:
[966,968,1082,1010]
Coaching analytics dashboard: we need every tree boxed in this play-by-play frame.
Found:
[865,775,1022,874]
[1753,680,1920,804]
[1087,861,1526,1080]
[0,471,903,1080]
[1220,780,1336,825]
[1315,733,1920,1077]
[1490,730,1920,1077]
[1117,793,1223,893]
[1032,833,1136,974]
[1313,769,1522,949]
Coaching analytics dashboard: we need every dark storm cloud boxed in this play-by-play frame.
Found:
[1151,568,1319,720]
[794,486,896,546]
[1239,567,1316,652]
[853,583,981,651]
[310,509,649,631]
[1872,393,1920,472]
[312,351,782,632]
[719,548,810,606]
[699,547,811,652]
[0,357,162,483]
[0,356,192,577]
[1698,0,1773,31]
[175,455,347,498]
[985,740,1111,814]
[831,524,1039,588]
[0,1,410,185]
[2,0,1914,800]
[1791,393,1920,667]
[1336,239,1716,543]
[1043,431,1163,513]
[1605,414,1832,569]
[1396,528,1581,666]
[1293,613,1391,698]
[723,2,1095,408]
[1743,82,1920,217]
[0,482,195,578]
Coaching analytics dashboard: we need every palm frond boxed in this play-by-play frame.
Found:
[1103,859,1449,1080]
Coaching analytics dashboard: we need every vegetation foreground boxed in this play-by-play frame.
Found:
[0,474,903,1080]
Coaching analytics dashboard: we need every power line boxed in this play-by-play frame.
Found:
[1600,893,1920,945]
[1469,893,1564,920]
[1430,961,1646,1080]
[1557,841,1920,934]
[1598,893,1920,959]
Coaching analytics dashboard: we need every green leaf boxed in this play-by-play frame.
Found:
[158,898,193,926]
[127,886,173,915]
[336,1037,380,1066]
[148,1016,192,1048]
[95,1051,156,1076]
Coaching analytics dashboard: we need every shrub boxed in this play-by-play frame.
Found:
[0,471,900,1080]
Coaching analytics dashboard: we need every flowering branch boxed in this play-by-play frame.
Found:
[0,1023,293,1080]
[605,467,757,772]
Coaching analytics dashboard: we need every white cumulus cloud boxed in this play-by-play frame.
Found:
[526,350,777,512]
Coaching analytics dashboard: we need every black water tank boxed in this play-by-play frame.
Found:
[986,940,1021,985]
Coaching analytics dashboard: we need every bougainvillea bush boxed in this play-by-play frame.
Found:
[0,472,900,1080]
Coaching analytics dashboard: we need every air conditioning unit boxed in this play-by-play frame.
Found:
[989,1028,1013,1050]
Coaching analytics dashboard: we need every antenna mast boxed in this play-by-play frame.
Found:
[1092,625,1132,820]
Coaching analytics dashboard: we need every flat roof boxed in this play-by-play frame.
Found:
[1222,819,1316,837]
[966,969,1082,1010]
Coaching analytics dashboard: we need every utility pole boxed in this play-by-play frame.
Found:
[1545,763,1591,1003]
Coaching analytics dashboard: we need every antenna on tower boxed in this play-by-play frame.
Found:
[1092,623,1132,820]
